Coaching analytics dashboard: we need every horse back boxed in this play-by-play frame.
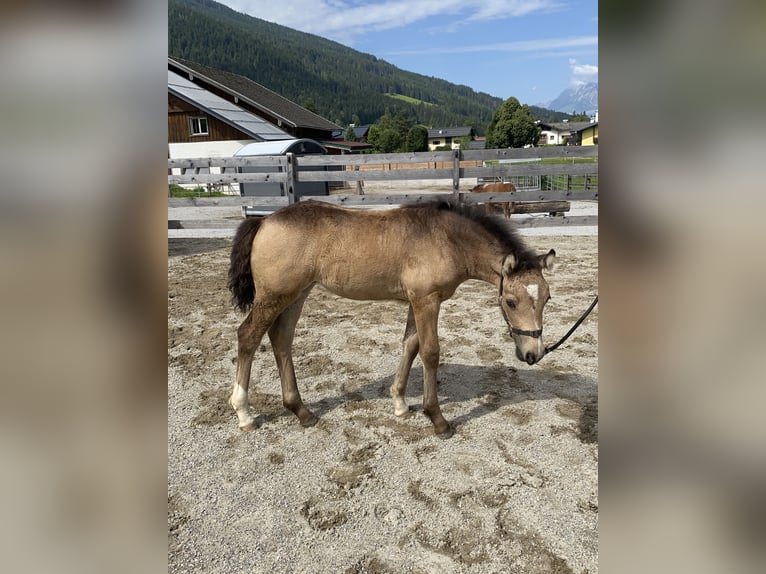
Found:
[251,202,460,301]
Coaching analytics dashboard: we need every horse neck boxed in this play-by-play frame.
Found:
[455,225,511,286]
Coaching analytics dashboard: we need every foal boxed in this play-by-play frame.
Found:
[228,200,555,438]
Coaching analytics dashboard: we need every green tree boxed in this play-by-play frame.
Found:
[344,125,357,141]
[366,124,381,149]
[485,97,540,148]
[454,135,472,149]
[570,111,590,122]
[405,125,429,152]
[368,108,413,152]
[376,128,403,153]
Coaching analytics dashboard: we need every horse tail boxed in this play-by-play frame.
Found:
[228,217,264,313]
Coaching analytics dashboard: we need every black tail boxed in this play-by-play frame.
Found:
[228,217,264,313]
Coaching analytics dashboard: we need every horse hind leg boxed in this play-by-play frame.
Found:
[390,305,419,417]
[231,304,280,431]
[268,288,317,427]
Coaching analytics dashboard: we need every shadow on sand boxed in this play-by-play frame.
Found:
[308,362,597,443]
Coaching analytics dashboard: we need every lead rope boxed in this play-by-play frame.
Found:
[544,295,598,354]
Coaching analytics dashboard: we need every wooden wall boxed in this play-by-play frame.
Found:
[168,93,250,143]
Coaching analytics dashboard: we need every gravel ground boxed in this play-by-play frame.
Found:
[168,217,598,573]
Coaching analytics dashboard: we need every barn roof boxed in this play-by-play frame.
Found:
[168,70,291,141]
[169,57,341,132]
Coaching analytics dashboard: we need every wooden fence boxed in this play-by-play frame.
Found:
[168,145,597,230]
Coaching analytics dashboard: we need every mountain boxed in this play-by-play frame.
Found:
[544,82,598,115]
[168,0,571,133]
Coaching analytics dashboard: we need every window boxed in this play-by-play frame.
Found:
[445,137,452,144]
[432,140,441,146]
[189,116,208,136]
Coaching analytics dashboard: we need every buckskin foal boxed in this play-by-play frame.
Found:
[228,200,555,438]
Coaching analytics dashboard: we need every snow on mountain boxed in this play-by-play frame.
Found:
[543,82,598,115]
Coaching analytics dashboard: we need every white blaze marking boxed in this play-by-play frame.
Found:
[525,284,539,301]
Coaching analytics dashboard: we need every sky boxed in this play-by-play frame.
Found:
[217,0,598,107]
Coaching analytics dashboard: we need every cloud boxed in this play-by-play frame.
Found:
[385,35,598,56]
[224,0,562,40]
[573,63,598,76]
[569,58,598,85]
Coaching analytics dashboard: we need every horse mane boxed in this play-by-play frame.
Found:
[401,200,540,269]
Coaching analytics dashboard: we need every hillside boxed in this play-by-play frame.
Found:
[168,0,572,132]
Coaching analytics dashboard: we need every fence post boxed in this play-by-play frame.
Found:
[452,148,461,200]
[285,152,296,204]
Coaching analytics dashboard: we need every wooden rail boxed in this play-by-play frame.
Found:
[168,146,597,230]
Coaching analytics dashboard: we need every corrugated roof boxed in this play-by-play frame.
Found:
[168,70,291,141]
[169,57,341,132]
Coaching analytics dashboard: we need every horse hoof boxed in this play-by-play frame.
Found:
[300,414,319,428]
[239,420,259,432]
[436,425,454,440]
[394,406,411,417]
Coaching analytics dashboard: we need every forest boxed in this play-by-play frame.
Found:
[169,0,573,134]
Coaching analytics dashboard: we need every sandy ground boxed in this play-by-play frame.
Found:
[168,220,598,573]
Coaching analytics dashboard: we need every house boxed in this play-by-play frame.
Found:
[578,122,598,146]
[537,121,598,146]
[168,57,346,154]
[349,125,371,141]
[329,124,374,154]
[427,127,475,150]
[168,69,292,160]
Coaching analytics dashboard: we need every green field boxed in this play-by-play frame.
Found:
[482,154,598,192]
[384,93,435,106]
[168,184,226,198]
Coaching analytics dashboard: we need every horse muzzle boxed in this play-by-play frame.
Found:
[512,328,546,365]
[515,346,545,365]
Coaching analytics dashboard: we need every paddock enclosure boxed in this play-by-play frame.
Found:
[168,145,598,232]
[168,220,598,572]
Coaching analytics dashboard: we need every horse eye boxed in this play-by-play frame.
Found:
[505,298,517,310]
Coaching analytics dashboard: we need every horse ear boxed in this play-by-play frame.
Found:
[502,253,516,275]
[540,249,556,272]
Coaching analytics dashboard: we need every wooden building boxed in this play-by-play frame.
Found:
[169,57,340,143]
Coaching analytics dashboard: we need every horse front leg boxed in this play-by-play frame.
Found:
[390,305,419,417]
[411,295,453,438]
[268,289,317,427]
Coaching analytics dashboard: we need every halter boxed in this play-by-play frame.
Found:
[498,273,543,339]
[498,270,598,355]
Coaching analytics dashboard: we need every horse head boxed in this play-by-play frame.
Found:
[498,249,556,365]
